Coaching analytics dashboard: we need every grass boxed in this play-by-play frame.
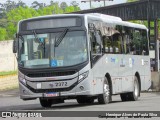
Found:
[0,71,17,76]
[0,84,19,92]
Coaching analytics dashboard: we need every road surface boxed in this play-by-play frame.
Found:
[0,89,160,120]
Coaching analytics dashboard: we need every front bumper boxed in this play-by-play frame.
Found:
[19,78,92,100]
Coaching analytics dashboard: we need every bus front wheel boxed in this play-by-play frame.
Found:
[39,98,52,107]
[98,77,111,104]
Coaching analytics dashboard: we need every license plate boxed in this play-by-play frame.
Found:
[44,92,59,97]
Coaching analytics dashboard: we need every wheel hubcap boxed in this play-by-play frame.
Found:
[104,83,109,98]
[134,80,139,97]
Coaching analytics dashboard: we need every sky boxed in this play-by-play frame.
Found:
[0,0,127,10]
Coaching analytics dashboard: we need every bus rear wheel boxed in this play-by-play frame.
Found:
[39,98,52,107]
[130,76,140,101]
[120,76,140,101]
[98,77,111,104]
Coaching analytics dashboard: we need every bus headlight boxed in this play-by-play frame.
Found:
[19,76,26,85]
[78,71,89,83]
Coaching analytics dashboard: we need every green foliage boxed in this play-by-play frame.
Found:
[0,70,17,76]
[6,6,40,39]
[127,0,138,2]
[65,6,80,13]
[0,0,81,41]
[7,7,40,22]
[60,2,68,12]
[0,27,7,40]
[0,19,8,28]
[129,20,160,36]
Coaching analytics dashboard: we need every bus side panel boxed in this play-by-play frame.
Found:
[90,55,105,95]
[103,54,120,94]
[132,55,146,91]
[91,54,122,95]
[144,56,151,90]
[119,55,134,93]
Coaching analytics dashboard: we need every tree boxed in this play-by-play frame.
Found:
[7,6,40,39]
[17,0,26,8]
[50,0,58,6]
[60,2,68,12]
[2,0,17,12]
[0,4,5,18]
[0,18,8,28]
[70,1,79,7]
[0,0,26,18]
[37,5,63,15]
[65,6,75,13]
[70,1,80,11]
[31,1,46,9]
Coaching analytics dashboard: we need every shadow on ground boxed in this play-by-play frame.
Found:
[0,100,123,111]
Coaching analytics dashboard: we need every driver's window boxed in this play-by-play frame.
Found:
[89,30,102,66]
[90,31,102,55]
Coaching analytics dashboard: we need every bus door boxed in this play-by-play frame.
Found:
[89,23,103,94]
[121,32,133,92]
[111,29,122,93]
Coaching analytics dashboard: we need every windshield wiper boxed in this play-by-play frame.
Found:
[55,28,69,47]
[33,30,39,42]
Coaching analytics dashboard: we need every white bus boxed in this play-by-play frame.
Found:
[13,13,151,107]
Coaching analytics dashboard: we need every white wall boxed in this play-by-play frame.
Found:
[0,40,17,72]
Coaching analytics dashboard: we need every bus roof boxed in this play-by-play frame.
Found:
[20,14,85,21]
[19,13,147,30]
[86,13,147,30]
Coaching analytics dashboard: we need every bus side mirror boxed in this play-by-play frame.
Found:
[12,34,18,53]
[13,39,18,53]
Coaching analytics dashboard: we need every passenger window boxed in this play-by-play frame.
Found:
[132,29,142,55]
[141,30,149,55]
[103,26,123,54]
[103,36,112,53]
[101,25,149,56]
[112,33,122,54]
[123,27,133,54]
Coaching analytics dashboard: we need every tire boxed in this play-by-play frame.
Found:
[39,98,52,107]
[77,97,94,104]
[120,76,140,101]
[130,76,140,101]
[98,77,111,104]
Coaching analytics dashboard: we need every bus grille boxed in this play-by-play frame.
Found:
[26,82,78,93]
[27,71,76,78]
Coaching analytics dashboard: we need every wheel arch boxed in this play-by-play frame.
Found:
[135,72,141,96]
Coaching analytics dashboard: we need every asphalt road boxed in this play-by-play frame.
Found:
[0,89,160,120]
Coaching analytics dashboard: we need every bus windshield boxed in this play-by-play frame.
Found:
[18,31,88,69]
